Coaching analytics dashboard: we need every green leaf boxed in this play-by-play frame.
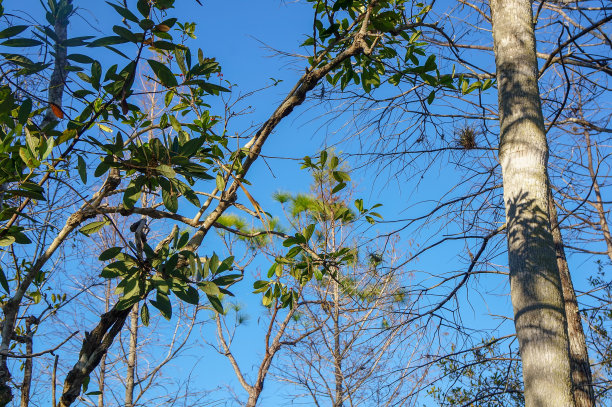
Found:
[137,0,151,17]
[212,274,241,287]
[206,294,224,313]
[0,267,9,293]
[87,36,129,47]
[112,25,138,42]
[106,2,140,23]
[303,224,315,241]
[99,247,122,261]
[172,285,199,305]
[150,291,172,320]
[91,61,102,89]
[77,155,87,183]
[0,236,16,247]
[79,220,109,236]
[156,164,176,178]
[148,59,178,87]
[199,281,221,297]
[123,181,142,209]
[215,174,225,190]
[94,160,110,177]
[140,303,150,326]
[427,90,435,105]
[161,186,178,213]
[101,261,128,278]
[0,25,28,39]
[1,38,42,47]
[331,182,346,194]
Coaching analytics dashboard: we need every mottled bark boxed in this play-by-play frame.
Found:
[58,306,130,407]
[490,0,574,405]
[549,193,595,407]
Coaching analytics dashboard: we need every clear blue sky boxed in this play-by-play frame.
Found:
[3,0,603,406]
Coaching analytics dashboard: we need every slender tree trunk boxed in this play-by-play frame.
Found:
[0,3,71,404]
[52,355,58,407]
[97,281,111,407]
[125,303,139,407]
[490,0,575,405]
[549,192,595,407]
[19,317,35,407]
[333,280,343,407]
[583,128,612,262]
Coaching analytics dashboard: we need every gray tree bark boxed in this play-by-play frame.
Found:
[490,0,575,405]
[549,193,595,407]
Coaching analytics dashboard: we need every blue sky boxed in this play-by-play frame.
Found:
[3,0,606,406]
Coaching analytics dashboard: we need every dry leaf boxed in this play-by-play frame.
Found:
[50,104,64,119]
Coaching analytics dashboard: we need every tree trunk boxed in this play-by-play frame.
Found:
[58,306,130,407]
[549,193,595,407]
[0,3,71,405]
[333,280,343,407]
[125,303,139,407]
[583,128,612,262]
[490,0,575,406]
[19,317,35,407]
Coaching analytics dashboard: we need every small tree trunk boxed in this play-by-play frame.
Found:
[583,128,612,262]
[97,281,111,407]
[52,355,58,407]
[490,0,574,405]
[333,281,343,407]
[125,303,139,407]
[549,193,596,407]
[19,317,35,407]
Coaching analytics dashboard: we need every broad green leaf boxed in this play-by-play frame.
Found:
[100,261,128,278]
[99,247,122,261]
[215,174,225,190]
[173,285,199,305]
[150,291,172,320]
[199,281,221,297]
[157,164,176,178]
[148,59,178,87]
[79,219,109,236]
[94,160,110,177]
[123,181,142,209]
[161,186,178,213]
[206,294,224,313]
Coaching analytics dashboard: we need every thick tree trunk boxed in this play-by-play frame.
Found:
[549,193,595,407]
[490,0,575,406]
